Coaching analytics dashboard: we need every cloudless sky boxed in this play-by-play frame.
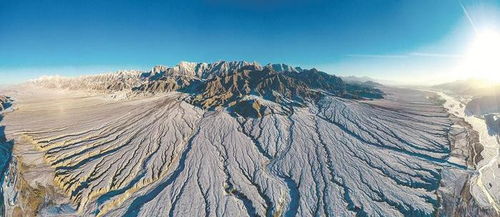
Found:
[1,0,499,84]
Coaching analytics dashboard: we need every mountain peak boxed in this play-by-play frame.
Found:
[266,63,303,73]
[151,65,168,74]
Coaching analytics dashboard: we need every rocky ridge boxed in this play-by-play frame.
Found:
[30,61,383,112]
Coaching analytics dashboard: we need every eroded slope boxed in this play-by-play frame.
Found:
[1,86,467,217]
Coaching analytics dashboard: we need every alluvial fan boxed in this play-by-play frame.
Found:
[0,61,480,217]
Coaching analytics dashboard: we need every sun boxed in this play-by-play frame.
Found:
[462,29,500,82]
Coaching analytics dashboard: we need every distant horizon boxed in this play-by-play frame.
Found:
[1,60,498,87]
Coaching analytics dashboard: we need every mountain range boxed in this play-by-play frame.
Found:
[0,61,496,217]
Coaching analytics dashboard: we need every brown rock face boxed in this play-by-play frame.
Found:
[230,100,266,118]
[189,65,383,112]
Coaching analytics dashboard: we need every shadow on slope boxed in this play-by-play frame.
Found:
[0,115,14,217]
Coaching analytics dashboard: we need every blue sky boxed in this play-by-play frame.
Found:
[1,0,499,84]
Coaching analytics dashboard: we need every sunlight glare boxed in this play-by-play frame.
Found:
[463,29,500,82]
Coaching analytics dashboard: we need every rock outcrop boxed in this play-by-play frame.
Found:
[0,96,12,112]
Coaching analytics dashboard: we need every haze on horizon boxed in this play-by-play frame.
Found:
[1,0,500,85]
